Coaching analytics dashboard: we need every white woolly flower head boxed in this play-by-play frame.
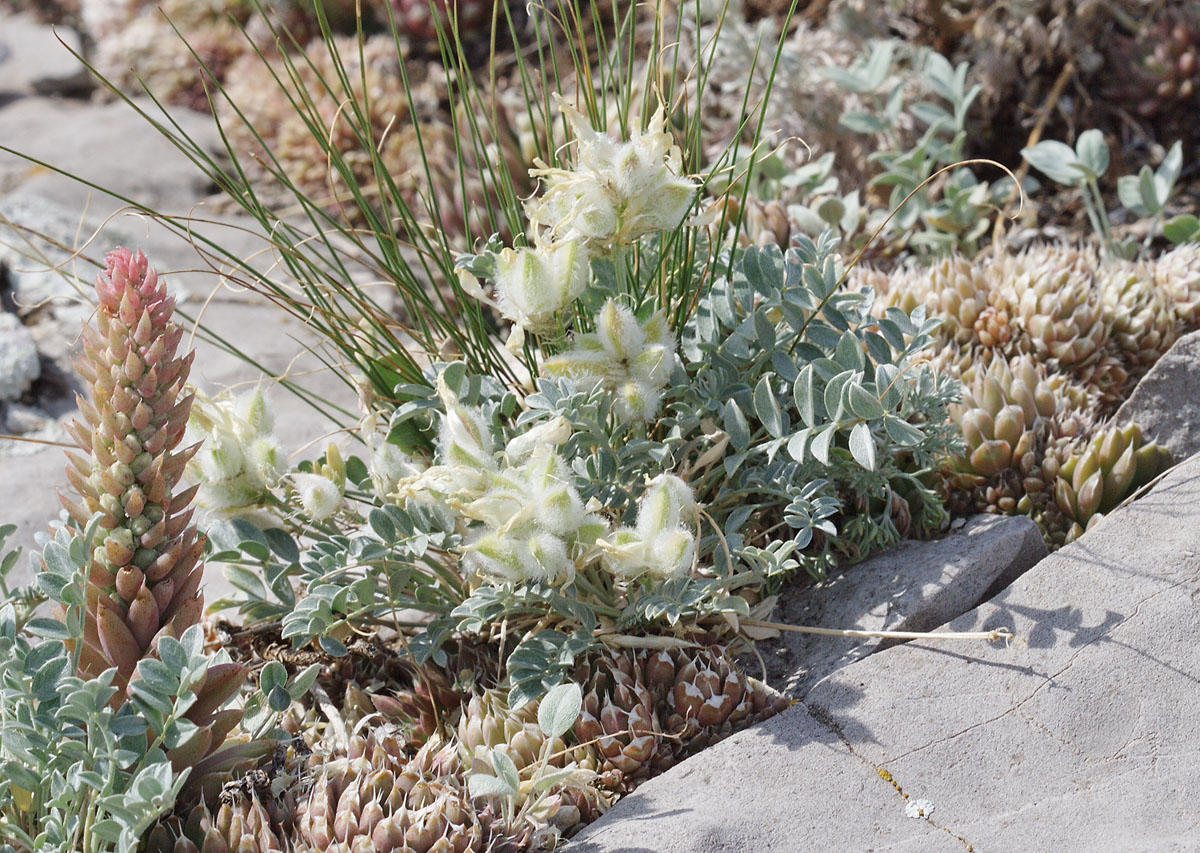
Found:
[186,387,287,514]
[292,472,343,522]
[436,372,496,472]
[525,98,698,252]
[599,473,696,580]
[596,300,643,362]
[195,474,266,513]
[465,529,576,586]
[494,240,590,333]
[542,300,679,423]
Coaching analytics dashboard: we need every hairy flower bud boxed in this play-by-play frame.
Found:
[494,240,590,332]
[292,472,343,522]
[600,475,696,580]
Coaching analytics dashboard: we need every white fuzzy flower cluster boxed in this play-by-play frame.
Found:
[493,239,590,334]
[543,299,678,422]
[525,99,698,252]
[599,474,697,580]
[186,388,284,514]
[464,95,695,342]
[397,376,606,585]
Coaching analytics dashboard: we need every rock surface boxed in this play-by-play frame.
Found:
[0,12,87,98]
[0,193,134,319]
[0,312,39,399]
[759,514,1047,697]
[569,454,1200,852]
[1115,329,1200,461]
[0,95,219,213]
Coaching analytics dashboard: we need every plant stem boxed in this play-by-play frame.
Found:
[741,617,1013,643]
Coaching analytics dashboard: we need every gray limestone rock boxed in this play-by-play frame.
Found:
[1114,329,1200,461]
[0,193,133,319]
[0,13,87,98]
[0,96,218,211]
[759,514,1047,697]
[570,455,1200,852]
[1,402,50,434]
[569,700,964,853]
[0,312,39,400]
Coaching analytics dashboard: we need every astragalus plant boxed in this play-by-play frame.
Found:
[192,62,960,713]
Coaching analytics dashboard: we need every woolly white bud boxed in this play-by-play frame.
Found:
[292,472,342,521]
[614,380,662,423]
[504,415,572,464]
[197,433,245,483]
[465,532,526,583]
[598,527,648,579]
[525,532,575,584]
[646,528,694,578]
[596,300,643,362]
[632,342,675,388]
[370,440,417,500]
[197,474,264,512]
[245,436,283,487]
[635,474,695,537]
[494,240,590,332]
[236,387,274,437]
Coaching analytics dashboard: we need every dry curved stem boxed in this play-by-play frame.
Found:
[992,59,1076,245]
[0,433,75,448]
[838,157,1025,290]
[741,617,1013,645]
[600,633,701,650]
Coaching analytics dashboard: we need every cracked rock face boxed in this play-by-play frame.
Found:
[567,456,1200,852]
